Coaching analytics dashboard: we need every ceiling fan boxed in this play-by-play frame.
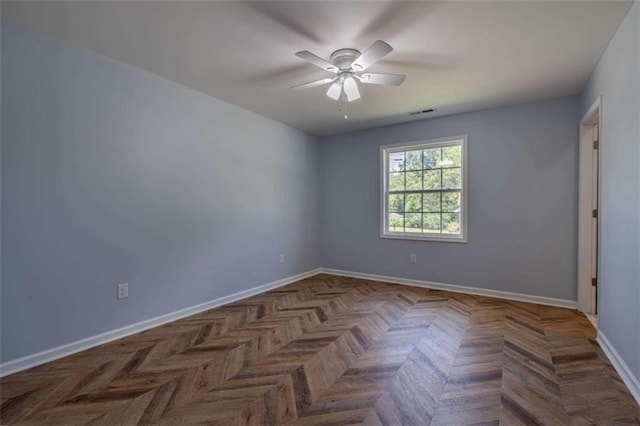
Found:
[292,40,406,118]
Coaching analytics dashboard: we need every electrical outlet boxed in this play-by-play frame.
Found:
[279,254,285,264]
[410,253,417,264]
[117,283,129,299]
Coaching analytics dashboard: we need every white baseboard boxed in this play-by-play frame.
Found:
[319,268,577,309]
[0,267,583,378]
[597,332,640,405]
[4,267,637,407]
[0,268,322,378]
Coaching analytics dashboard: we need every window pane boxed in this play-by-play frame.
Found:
[388,194,404,212]
[423,213,441,233]
[443,213,461,234]
[441,145,462,167]
[405,150,422,171]
[405,213,421,232]
[405,193,421,212]
[424,169,441,190]
[442,168,461,189]
[442,191,461,212]
[423,192,440,212]
[406,170,422,190]
[389,172,404,191]
[423,148,441,170]
[389,213,404,231]
[389,152,405,172]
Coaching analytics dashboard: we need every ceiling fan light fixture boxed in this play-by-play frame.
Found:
[327,82,342,100]
[343,76,360,102]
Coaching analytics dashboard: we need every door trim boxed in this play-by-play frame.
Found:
[577,96,602,317]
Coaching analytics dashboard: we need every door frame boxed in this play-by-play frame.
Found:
[577,96,602,316]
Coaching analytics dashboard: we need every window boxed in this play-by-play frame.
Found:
[381,136,467,242]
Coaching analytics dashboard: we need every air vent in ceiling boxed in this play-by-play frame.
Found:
[409,108,436,116]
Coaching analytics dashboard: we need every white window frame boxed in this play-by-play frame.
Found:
[380,135,468,243]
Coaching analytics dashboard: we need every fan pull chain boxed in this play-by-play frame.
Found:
[338,91,348,119]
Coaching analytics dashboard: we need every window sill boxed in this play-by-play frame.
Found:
[379,233,468,243]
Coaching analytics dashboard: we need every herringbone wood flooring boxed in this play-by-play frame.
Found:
[1,274,638,425]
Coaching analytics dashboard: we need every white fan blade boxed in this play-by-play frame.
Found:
[343,77,360,102]
[351,40,393,71]
[327,82,342,100]
[295,51,338,73]
[359,73,406,86]
[291,77,336,89]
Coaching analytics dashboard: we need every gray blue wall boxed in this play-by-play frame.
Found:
[319,97,580,301]
[1,19,320,362]
[581,2,639,383]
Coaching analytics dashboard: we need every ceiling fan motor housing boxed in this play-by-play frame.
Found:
[329,48,362,71]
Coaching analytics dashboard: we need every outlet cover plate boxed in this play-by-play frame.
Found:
[117,283,129,299]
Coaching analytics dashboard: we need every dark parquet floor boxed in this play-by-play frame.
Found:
[1,274,639,425]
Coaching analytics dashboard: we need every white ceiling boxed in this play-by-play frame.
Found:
[2,1,633,136]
